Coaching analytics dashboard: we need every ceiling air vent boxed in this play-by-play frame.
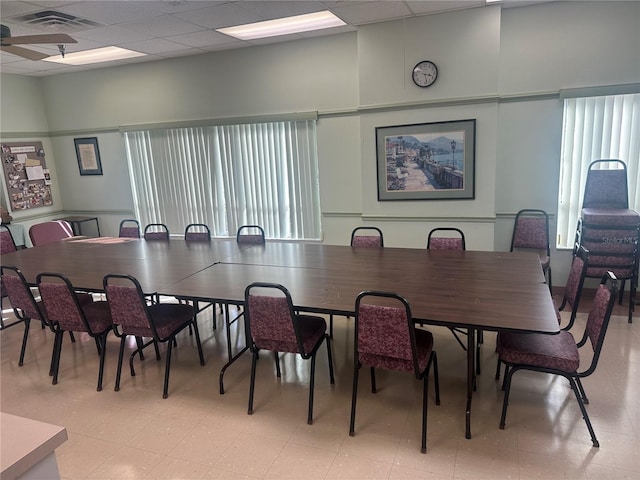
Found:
[11,10,103,33]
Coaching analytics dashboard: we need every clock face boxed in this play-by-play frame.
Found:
[412,61,438,88]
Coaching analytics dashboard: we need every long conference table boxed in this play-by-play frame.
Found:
[1,236,558,439]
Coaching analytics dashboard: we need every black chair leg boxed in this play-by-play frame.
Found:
[370,367,377,393]
[136,336,145,361]
[18,318,30,366]
[274,351,281,377]
[51,331,64,385]
[499,366,516,429]
[192,320,205,366]
[248,351,258,415]
[96,334,107,391]
[162,338,173,399]
[569,377,599,447]
[326,335,335,384]
[421,372,428,454]
[575,377,589,404]
[114,336,126,391]
[349,364,360,436]
[307,354,317,425]
[432,352,440,405]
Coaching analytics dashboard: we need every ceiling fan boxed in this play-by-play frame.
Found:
[0,24,77,61]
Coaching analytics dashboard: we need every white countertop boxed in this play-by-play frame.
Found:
[1,413,68,480]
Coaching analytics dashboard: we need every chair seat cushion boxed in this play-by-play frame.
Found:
[256,315,326,355]
[147,303,195,340]
[82,301,113,334]
[497,330,579,373]
[360,328,434,374]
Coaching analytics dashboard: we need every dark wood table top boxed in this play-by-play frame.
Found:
[1,238,557,334]
[1,236,247,292]
[168,246,556,333]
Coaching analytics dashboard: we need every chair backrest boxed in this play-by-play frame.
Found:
[244,282,304,355]
[558,246,590,328]
[36,272,93,333]
[427,227,465,250]
[1,266,45,322]
[103,274,155,338]
[236,225,265,244]
[510,209,550,254]
[583,159,628,209]
[144,223,170,240]
[0,226,17,254]
[184,223,211,241]
[118,219,140,238]
[29,221,74,246]
[350,227,384,247]
[354,291,419,376]
[576,271,618,376]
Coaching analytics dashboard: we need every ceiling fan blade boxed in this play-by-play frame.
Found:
[0,45,49,61]
[2,33,77,45]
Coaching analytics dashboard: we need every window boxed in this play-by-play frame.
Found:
[556,93,640,248]
[123,120,322,240]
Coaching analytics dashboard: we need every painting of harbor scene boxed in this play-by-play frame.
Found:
[376,119,476,200]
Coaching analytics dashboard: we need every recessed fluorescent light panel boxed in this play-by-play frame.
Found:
[44,46,145,65]
[217,10,346,40]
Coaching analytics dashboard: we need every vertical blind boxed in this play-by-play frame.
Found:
[123,120,322,240]
[556,93,640,248]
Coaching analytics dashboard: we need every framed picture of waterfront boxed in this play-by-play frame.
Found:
[376,119,476,200]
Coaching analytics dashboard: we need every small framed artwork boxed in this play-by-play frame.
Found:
[74,137,103,175]
[376,119,476,200]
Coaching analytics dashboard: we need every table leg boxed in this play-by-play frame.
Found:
[465,327,476,439]
[219,303,249,394]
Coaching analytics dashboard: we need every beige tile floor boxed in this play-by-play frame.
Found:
[1,294,639,480]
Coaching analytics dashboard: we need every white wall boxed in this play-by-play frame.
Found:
[1,1,638,282]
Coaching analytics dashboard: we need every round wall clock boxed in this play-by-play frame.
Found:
[412,60,438,88]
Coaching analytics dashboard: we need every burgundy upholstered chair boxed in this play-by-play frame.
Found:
[2,266,92,367]
[226,225,267,336]
[37,272,112,391]
[495,246,590,380]
[103,273,205,398]
[510,209,552,290]
[350,227,384,247]
[184,223,211,241]
[118,219,141,238]
[427,227,465,250]
[244,282,334,425]
[236,225,265,244]
[28,220,74,246]
[349,291,440,453]
[1,266,46,366]
[143,223,170,240]
[497,271,618,448]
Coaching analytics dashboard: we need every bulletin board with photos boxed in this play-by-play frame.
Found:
[1,141,53,211]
